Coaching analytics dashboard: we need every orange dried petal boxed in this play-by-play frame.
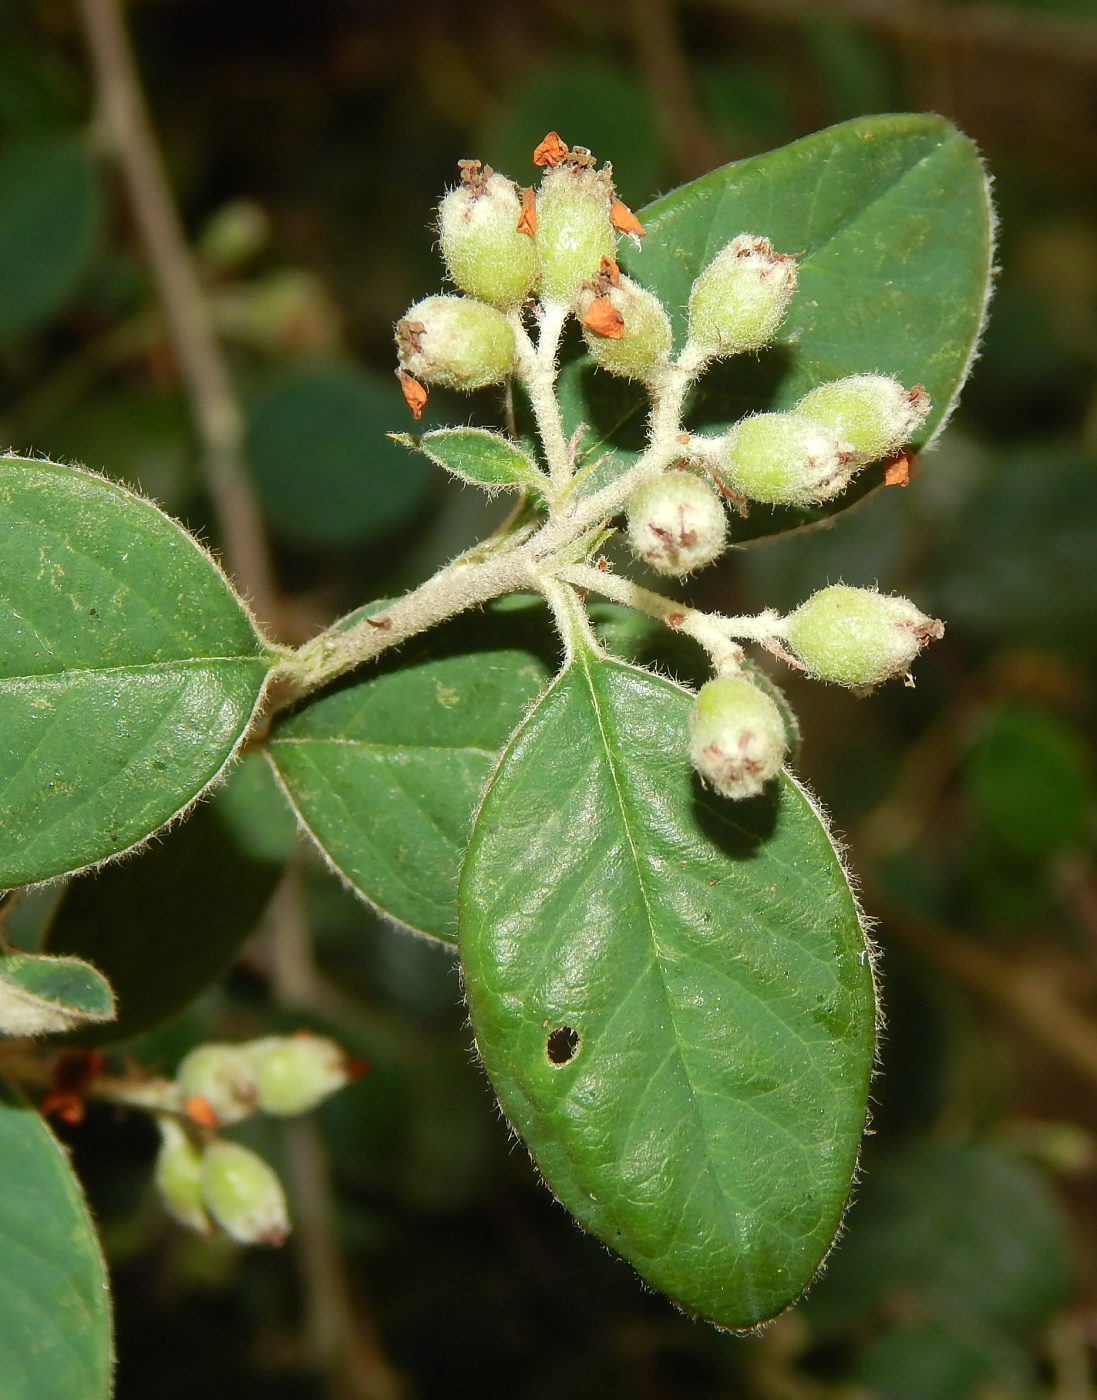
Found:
[41,1091,85,1124]
[516,187,537,236]
[599,256,621,286]
[185,1095,220,1128]
[533,131,568,167]
[397,371,428,421]
[583,296,625,340]
[884,450,915,487]
[609,201,644,238]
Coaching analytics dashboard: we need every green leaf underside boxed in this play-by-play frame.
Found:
[268,603,555,941]
[0,1081,112,1399]
[460,656,875,1329]
[404,427,542,491]
[606,114,992,536]
[0,457,271,888]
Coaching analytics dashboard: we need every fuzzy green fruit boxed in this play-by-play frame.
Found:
[535,164,617,302]
[718,412,855,505]
[577,274,672,382]
[438,168,540,308]
[201,1142,290,1246]
[154,1117,211,1236]
[796,374,931,465]
[783,584,944,689]
[396,295,515,390]
[687,234,797,357]
[689,676,788,800]
[176,1043,258,1126]
[627,473,728,576]
[242,1033,351,1117]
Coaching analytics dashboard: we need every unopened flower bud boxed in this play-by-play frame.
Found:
[438,165,540,308]
[627,473,728,576]
[176,1044,258,1127]
[783,584,945,690]
[155,1117,211,1235]
[241,1033,351,1117]
[796,375,931,465]
[535,162,616,302]
[687,235,797,357]
[396,295,515,391]
[577,271,672,382]
[717,412,856,505]
[689,677,788,800]
[200,1141,290,1247]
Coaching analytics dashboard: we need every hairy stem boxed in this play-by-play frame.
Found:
[76,0,279,631]
[510,302,572,494]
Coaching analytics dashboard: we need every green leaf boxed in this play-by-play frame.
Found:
[268,602,555,943]
[459,654,875,1329]
[0,952,114,1036]
[0,456,272,888]
[395,427,544,492]
[43,761,290,1042]
[0,1081,112,1398]
[618,114,993,538]
[0,136,102,345]
[246,364,432,546]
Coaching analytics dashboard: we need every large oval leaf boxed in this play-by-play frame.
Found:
[460,654,875,1330]
[0,1082,112,1398]
[0,457,273,888]
[268,601,555,942]
[610,113,994,539]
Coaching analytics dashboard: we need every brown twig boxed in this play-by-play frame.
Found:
[75,0,279,631]
[627,0,723,180]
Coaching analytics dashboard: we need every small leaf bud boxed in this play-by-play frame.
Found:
[438,165,540,308]
[626,473,728,576]
[396,295,516,391]
[241,1033,351,1117]
[796,374,931,465]
[783,584,945,690]
[687,235,798,357]
[577,271,672,382]
[154,1116,211,1236]
[200,1141,290,1247]
[689,677,788,800]
[535,162,617,302]
[717,412,856,505]
[176,1044,258,1127]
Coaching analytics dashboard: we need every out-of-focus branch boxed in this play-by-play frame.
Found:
[75,0,279,631]
[694,0,1097,70]
[628,0,723,179]
[268,866,407,1400]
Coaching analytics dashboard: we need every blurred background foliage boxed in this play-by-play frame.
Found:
[4,0,1097,1396]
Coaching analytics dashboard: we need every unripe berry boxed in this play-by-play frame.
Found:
[689,677,788,800]
[795,374,931,465]
[241,1033,351,1117]
[438,165,540,308]
[687,235,797,357]
[577,272,672,382]
[627,473,728,577]
[200,1141,290,1247]
[783,584,945,690]
[718,412,855,505]
[396,295,515,391]
[154,1117,211,1236]
[176,1044,258,1127]
[535,163,617,303]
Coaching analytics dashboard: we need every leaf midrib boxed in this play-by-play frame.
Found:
[0,655,266,685]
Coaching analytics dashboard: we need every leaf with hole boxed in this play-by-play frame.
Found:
[0,456,273,889]
[0,1080,112,1397]
[394,427,544,493]
[268,600,556,942]
[460,653,875,1329]
[604,113,994,539]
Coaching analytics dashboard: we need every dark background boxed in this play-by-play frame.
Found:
[4,1,1097,1397]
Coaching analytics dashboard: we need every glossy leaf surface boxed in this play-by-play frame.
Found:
[601,113,993,538]
[460,654,875,1329]
[0,457,272,888]
[394,427,543,492]
[0,1082,112,1398]
[269,602,555,941]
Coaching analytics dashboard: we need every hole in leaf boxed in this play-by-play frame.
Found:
[546,1025,580,1066]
